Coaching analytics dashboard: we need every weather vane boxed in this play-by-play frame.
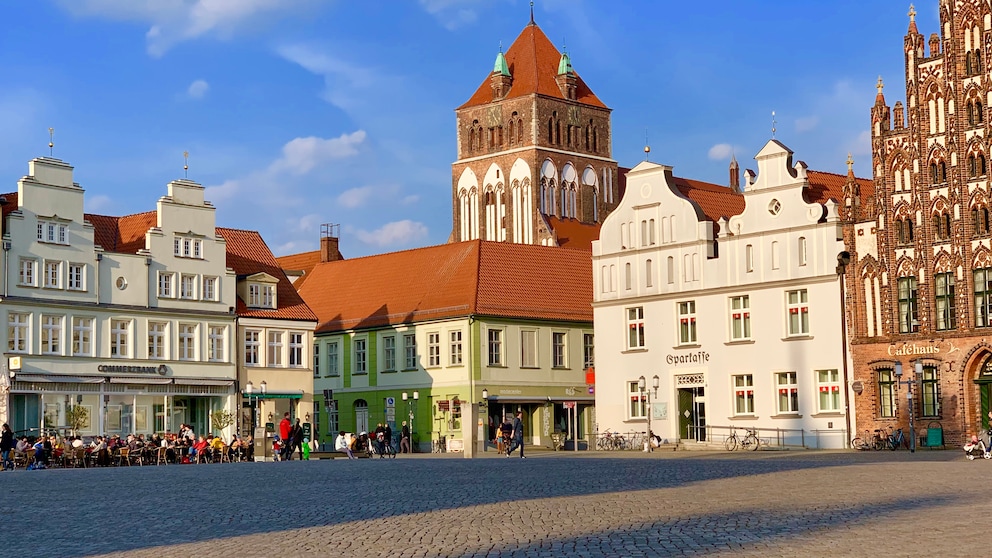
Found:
[771,111,777,138]
[644,129,650,161]
[530,1,535,24]
[183,151,189,178]
[48,127,54,157]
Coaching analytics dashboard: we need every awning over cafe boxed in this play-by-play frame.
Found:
[240,391,303,399]
[14,374,105,384]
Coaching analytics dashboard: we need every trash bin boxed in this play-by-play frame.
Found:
[925,421,943,449]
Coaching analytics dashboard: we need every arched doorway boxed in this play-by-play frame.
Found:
[974,353,992,430]
[354,399,368,434]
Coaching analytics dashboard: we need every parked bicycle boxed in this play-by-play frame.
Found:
[596,430,626,451]
[885,426,909,450]
[851,428,886,451]
[725,428,760,451]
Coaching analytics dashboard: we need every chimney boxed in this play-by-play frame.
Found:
[320,223,342,263]
[729,154,740,192]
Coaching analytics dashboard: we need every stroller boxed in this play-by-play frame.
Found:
[964,429,992,460]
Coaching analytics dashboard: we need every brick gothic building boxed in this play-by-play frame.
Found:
[846,1,992,445]
[450,13,621,248]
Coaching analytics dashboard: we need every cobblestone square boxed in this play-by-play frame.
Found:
[0,451,980,557]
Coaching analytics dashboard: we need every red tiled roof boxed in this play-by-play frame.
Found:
[459,23,607,110]
[84,211,157,254]
[275,250,321,287]
[546,217,601,251]
[806,170,875,207]
[1,192,18,222]
[298,240,592,333]
[216,227,317,322]
[671,177,745,222]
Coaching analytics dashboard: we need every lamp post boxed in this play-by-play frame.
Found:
[403,391,420,452]
[245,381,256,432]
[638,375,660,452]
[481,388,489,452]
[836,251,852,447]
[893,360,920,453]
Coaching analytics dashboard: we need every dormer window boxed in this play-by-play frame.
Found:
[248,283,276,309]
[174,235,204,259]
[37,220,68,245]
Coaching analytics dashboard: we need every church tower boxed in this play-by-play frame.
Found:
[450,13,619,247]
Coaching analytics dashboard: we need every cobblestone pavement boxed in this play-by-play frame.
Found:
[0,450,982,557]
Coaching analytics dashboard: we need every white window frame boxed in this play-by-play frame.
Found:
[208,325,225,362]
[111,319,131,358]
[148,321,167,360]
[776,371,799,414]
[354,338,367,374]
[733,374,755,416]
[327,341,339,376]
[449,330,463,365]
[583,333,594,368]
[180,274,197,300]
[202,277,217,301]
[44,260,61,289]
[158,272,174,298]
[289,332,304,368]
[67,263,85,291]
[403,334,417,369]
[427,332,440,367]
[488,328,503,366]
[816,369,842,412]
[248,284,260,306]
[18,258,36,287]
[261,285,275,308]
[37,220,68,245]
[267,331,284,366]
[72,317,93,357]
[179,323,197,361]
[628,381,647,419]
[313,344,320,377]
[551,331,567,368]
[244,330,260,366]
[41,315,62,355]
[520,329,538,368]
[382,335,396,371]
[8,312,29,353]
[729,295,751,341]
[678,300,697,345]
[786,289,810,336]
[626,307,645,350]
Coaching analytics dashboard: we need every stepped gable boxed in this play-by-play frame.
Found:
[216,227,317,322]
[459,23,606,110]
[298,240,593,333]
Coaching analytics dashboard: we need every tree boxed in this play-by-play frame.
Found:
[210,410,237,434]
[65,406,90,437]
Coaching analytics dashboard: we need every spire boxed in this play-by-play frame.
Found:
[529,0,535,25]
[908,3,919,34]
[557,50,572,75]
[875,75,886,104]
[846,152,855,179]
[494,43,510,77]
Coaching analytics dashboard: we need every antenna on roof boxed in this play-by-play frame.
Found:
[771,111,777,139]
[183,150,189,179]
[530,0,535,24]
[48,127,54,157]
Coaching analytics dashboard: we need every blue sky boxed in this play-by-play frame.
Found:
[0,1,927,257]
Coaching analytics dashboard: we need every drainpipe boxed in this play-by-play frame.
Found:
[2,237,10,297]
[145,256,152,308]
[837,251,852,448]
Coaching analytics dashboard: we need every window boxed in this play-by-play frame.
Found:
[449,330,463,365]
[896,218,914,245]
[645,259,653,287]
[18,259,35,286]
[815,369,841,412]
[111,320,130,358]
[898,277,919,333]
[667,256,675,284]
[37,220,68,245]
[383,335,396,370]
[428,332,441,367]
[72,317,93,356]
[878,369,895,418]
[180,274,196,299]
[67,264,84,291]
[552,332,567,368]
[8,313,28,353]
[261,285,274,308]
[354,338,367,374]
[745,244,753,273]
[976,268,992,327]
[973,207,990,235]
[935,272,956,331]
[786,290,810,336]
[202,277,217,301]
[624,263,632,290]
[404,334,417,369]
[248,284,260,306]
[734,375,755,415]
[41,315,62,355]
[267,331,284,366]
[932,213,952,241]
[209,326,225,362]
[521,330,538,368]
[289,332,304,367]
[628,381,647,419]
[179,324,197,361]
[244,330,260,366]
[313,344,320,377]
[627,307,645,349]
[158,273,173,298]
[174,236,203,259]
[583,333,595,368]
[488,329,503,366]
[729,296,751,341]
[678,301,697,344]
[798,237,807,266]
[327,341,339,376]
[776,372,799,414]
[248,284,275,308]
[920,366,940,417]
[148,322,167,359]
[44,260,61,289]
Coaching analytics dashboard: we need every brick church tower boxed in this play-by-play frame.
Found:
[450,11,620,247]
[845,1,992,446]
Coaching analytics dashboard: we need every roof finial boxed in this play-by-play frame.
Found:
[48,127,54,157]
[183,150,189,178]
[644,129,650,162]
[846,152,854,175]
[499,40,503,53]
[771,111,777,139]
[908,4,916,23]
[530,1,535,24]
[876,75,884,95]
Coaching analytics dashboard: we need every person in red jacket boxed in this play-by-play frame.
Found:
[279,412,292,461]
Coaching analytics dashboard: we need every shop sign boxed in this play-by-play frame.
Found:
[97,364,168,375]
[666,351,710,366]
[438,400,450,411]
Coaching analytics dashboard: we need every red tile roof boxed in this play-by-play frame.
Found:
[275,250,322,287]
[459,23,607,110]
[298,240,592,333]
[84,211,157,254]
[671,177,745,222]
[216,227,318,322]
[546,217,601,251]
[806,170,875,207]
[1,192,18,222]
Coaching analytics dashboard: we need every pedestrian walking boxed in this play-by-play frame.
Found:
[383,423,393,454]
[279,413,292,461]
[508,411,525,458]
[293,419,304,460]
[400,421,411,453]
[1,424,14,471]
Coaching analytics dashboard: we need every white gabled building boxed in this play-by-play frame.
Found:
[592,140,869,449]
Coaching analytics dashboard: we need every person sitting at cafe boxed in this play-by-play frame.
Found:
[191,436,209,462]
[90,436,110,466]
[71,436,84,449]
[15,436,29,453]
[335,431,355,459]
[209,434,225,460]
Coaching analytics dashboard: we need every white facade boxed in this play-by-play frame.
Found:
[592,141,853,448]
[0,157,238,438]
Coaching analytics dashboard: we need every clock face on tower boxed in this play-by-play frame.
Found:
[486,105,502,127]
[567,105,581,125]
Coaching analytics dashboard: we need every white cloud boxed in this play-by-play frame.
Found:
[187,79,210,99]
[707,143,734,161]
[276,44,390,113]
[794,116,819,133]
[269,131,366,175]
[60,0,326,56]
[418,0,480,30]
[84,194,115,214]
[337,186,375,209]
[355,220,429,248]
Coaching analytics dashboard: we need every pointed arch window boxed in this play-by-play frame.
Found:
[974,206,991,235]
[970,155,978,177]
[547,118,554,143]
[517,119,523,143]
[897,218,915,245]
[933,212,952,241]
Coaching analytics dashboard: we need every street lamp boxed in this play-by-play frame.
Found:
[893,360,920,453]
[245,381,256,432]
[402,391,420,452]
[638,375,660,452]
[480,388,489,452]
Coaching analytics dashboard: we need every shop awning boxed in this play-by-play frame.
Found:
[14,374,105,384]
[241,391,303,399]
[109,377,173,384]
[488,396,595,403]
[174,378,235,386]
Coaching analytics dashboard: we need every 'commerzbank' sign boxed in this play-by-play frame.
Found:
[97,364,169,376]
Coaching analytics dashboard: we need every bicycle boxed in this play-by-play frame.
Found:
[724,428,760,451]
[885,426,909,450]
[851,429,885,451]
[431,433,446,453]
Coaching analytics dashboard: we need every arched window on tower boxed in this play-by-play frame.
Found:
[555,120,561,145]
[930,162,939,183]
[548,118,554,143]
[469,128,476,152]
[940,161,947,182]
[970,155,978,177]
[592,127,599,152]
[973,206,991,235]
[932,212,952,241]
[517,119,523,143]
[508,121,514,145]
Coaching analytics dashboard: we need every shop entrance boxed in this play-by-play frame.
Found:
[677,387,706,441]
[975,353,992,430]
[354,399,369,434]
